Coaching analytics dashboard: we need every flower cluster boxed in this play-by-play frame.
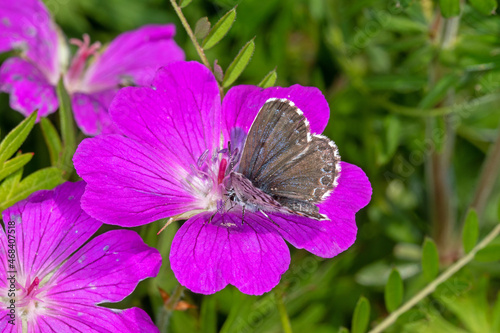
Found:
[1,0,372,331]
[73,61,372,295]
[0,182,161,332]
[0,0,184,135]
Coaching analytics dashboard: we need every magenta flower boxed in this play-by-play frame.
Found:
[0,181,161,332]
[73,61,372,295]
[0,0,184,135]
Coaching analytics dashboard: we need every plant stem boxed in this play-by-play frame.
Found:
[169,0,212,71]
[169,0,225,98]
[470,125,500,220]
[368,222,500,333]
[427,15,461,259]
[158,284,186,333]
[274,287,293,333]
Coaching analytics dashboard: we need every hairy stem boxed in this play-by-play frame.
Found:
[368,222,500,333]
[169,0,212,71]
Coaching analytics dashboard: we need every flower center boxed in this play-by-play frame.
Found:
[64,34,101,93]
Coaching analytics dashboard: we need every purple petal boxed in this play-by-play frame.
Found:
[222,84,330,137]
[1,181,102,279]
[0,0,60,81]
[35,307,159,333]
[0,57,58,118]
[110,61,221,168]
[74,134,198,226]
[81,24,185,91]
[71,90,118,136]
[0,310,16,332]
[170,212,290,295]
[269,162,372,257]
[47,229,161,304]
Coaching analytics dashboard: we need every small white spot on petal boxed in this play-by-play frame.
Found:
[103,245,109,251]
[2,17,10,27]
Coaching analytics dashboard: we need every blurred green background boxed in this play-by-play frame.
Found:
[1,0,500,332]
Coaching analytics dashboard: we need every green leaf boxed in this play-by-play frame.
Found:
[178,0,192,8]
[338,328,350,333]
[258,68,278,88]
[492,291,500,332]
[0,167,63,212]
[202,7,237,50]
[56,78,76,179]
[194,17,211,40]
[418,73,459,110]
[475,244,500,262]
[0,167,22,204]
[0,153,33,182]
[462,209,479,254]
[469,0,497,15]
[422,238,440,281]
[0,111,37,163]
[385,269,404,313]
[439,0,461,17]
[200,295,217,333]
[351,296,370,333]
[222,38,255,88]
[40,118,62,166]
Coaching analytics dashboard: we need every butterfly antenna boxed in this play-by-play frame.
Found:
[259,210,281,229]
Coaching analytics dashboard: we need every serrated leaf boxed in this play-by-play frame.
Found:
[40,118,62,166]
[475,244,500,262]
[351,296,370,333]
[0,167,63,211]
[258,68,278,88]
[462,209,479,253]
[469,0,497,15]
[439,0,460,17]
[200,295,217,333]
[178,0,192,8]
[222,39,255,88]
[0,153,33,182]
[194,17,211,40]
[56,78,76,179]
[385,269,404,313]
[422,238,440,281]
[0,111,37,163]
[202,7,237,50]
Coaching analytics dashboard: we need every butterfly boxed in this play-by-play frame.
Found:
[227,98,341,221]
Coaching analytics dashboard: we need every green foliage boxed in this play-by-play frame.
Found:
[222,38,255,88]
[469,0,497,15]
[202,8,237,50]
[194,17,211,40]
[439,0,461,17]
[56,78,76,180]
[351,296,370,333]
[385,269,404,313]
[258,68,278,88]
[463,209,479,253]
[422,238,440,281]
[0,112,37,163]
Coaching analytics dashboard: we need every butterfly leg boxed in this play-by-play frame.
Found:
[259,210,281,229]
